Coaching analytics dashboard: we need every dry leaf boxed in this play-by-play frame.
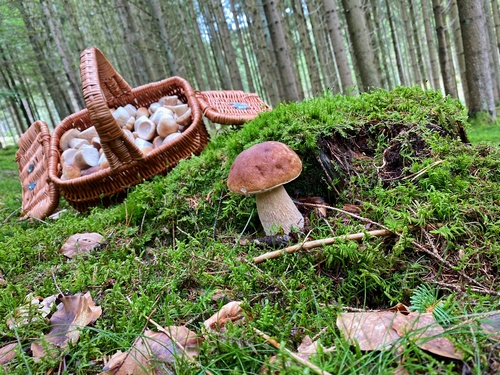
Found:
[59,232,104,258]
[480,311,500,342]
[296,336,318,359]
[204,301,246,332]
[392,312,463,360]
[6,294,57,329]
[102,327,201,375]
[31,292,102,361]
[0,343,18,365]
[336,311,401,350]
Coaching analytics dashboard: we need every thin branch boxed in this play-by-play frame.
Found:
[253,229,392,263]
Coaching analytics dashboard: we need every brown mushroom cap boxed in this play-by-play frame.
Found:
[227,141,302,195]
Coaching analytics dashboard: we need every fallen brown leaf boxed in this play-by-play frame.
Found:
[392,312,463,360]
[336,311,401,351]
[102,327,201,375]
[338,310,463,360]
[204,301,246,332]
[31,292,102,361]
[480,311,500,342]
[0,343,18,365]
[59,232,104,258]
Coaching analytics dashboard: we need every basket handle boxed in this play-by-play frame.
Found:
[80,47,143,170]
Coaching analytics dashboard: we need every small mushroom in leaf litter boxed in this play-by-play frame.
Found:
[227,141,304,236]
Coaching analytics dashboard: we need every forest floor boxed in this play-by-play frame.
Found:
[1,88,499,374]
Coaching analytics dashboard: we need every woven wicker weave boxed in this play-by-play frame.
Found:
[196,90,271,125]
[47,47,209,212]
[16,120,59,219]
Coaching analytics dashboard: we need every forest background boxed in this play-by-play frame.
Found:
[0,0,499,147]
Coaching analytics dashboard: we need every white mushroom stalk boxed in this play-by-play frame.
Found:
[255,185,304,236]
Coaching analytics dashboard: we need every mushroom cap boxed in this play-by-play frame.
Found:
[227,141,302,195]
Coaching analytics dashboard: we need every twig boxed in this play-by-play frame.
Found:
[253,229,392,263]
[253,327,333,375]
[4,207,21,223]
[295,202,393,233]
[404,160,445,182]
[51,269,63,295]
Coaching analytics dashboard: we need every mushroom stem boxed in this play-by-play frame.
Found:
[255,185,304,236]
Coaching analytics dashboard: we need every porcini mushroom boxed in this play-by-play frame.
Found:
[227,141,304,236]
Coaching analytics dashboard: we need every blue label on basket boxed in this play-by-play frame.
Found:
[28,181,37,190]
[28,163,35,173]
[231,102,250,110]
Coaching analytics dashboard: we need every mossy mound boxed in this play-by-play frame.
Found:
[123,86,471,233]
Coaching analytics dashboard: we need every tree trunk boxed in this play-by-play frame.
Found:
[408,0,428,88]
[385,0,406,86]
[456,0,496,118]
[307,0,339,93]
[242,0,281,105]
[483,0,500,102]
[400,1,419,84]
[147,0,179,77]
[41,1,84,109]
[291,0,324,96]
[323,0,355,93]
[212,0,244,91]
[230,0,256,92]
[261,0,300,102]
[422,0,442,90]
[432,0,459,98]
[449,0,470,104]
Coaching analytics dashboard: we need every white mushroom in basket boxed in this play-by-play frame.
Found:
[73,146,100,170]
[78,126,98,142]
[112,106,131,128]
[157,115,178,137]
[59,129,81,151]
[61,163,81,181]
[134,116,156,141]
[227,141,304,236]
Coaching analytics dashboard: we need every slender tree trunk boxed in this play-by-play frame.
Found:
[242,0,281,105]
[449,0,470,104]
[400,2,419,84]
[409,0,428,88]
[261,0,300,102]
[230,0,255,92]
[422,0,441,90]
[323,0,355,93]
[41,1,84,109]
[148,0,179,77]
[432,0,459,98]
[385,0,406,86]
[17,3,74,120]
[456,0,496,118]
[342,0,380,90]
[483,0,500,102]
[291,0,323,96]
[212,0,244,91]
[308,0,339,93]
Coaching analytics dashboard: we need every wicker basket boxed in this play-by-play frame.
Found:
[16,120,59,219]
[47,47,209,213]
[17,47,271,219]
[195,90,271,125]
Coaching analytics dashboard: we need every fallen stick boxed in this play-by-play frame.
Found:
[253,229,393,263]
[253,328,333,375]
